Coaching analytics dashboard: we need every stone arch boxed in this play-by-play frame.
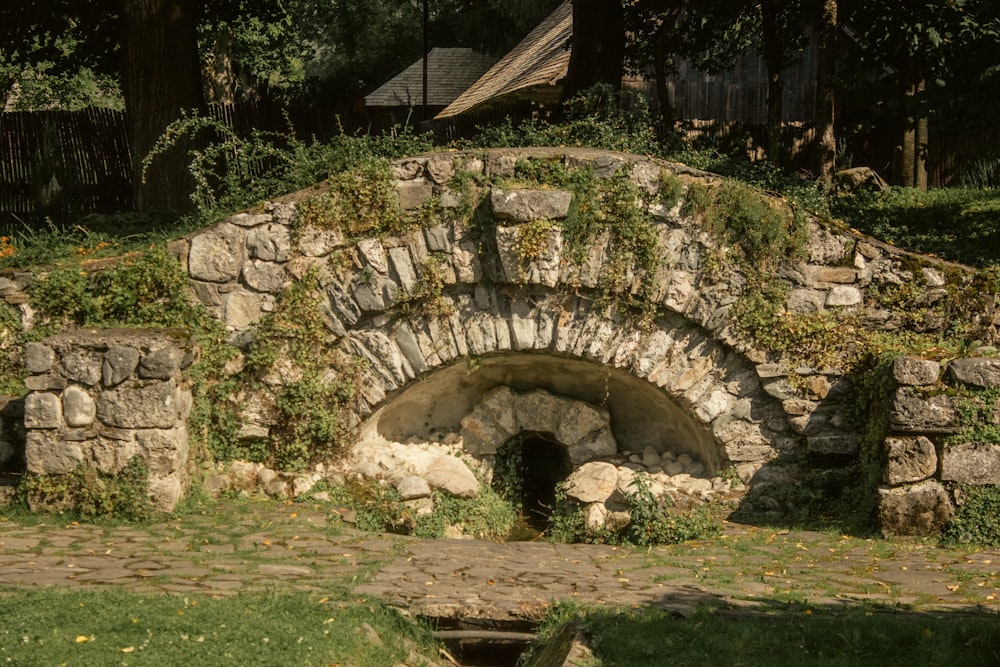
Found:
[172,147,992,505]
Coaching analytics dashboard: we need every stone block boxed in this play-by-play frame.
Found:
[62,385,96,427]
[884,436,938,485]
[396,180,433,210]
[242,260,288,293]
[97,381,180,429]
[246,223,290,262]
[941,441,1000,485]
[565,462,619,503]
[806,434,860,458]
[423,455,478,498]
[947,358,1000,388]
[188,223,246,282]
[103,346,140,386]
[24,392,62,429]
[893,357,940,386]
[136,426,189,475]
[59,350,102,386]
[297,226,344,256]
[23,342,54,374]
[425,155,455,184]
[223,290,265,330]
[138,347,184,380]
[878,481,953,537]
[490,188,572,222]
[825,286,862,307]
[24,375,67,391]
[890,389,959,433]
[25,430,84,474]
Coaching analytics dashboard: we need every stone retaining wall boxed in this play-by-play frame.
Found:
[21,328,195,512]
[4,148,999,531]
[879,356,1000,536]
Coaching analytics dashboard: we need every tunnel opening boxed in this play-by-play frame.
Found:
[493,432,572,535]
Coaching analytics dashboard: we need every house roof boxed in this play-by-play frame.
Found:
[435,1,572,119]
[364,48,497,108]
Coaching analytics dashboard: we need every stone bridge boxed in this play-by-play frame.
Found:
[14,147,1000,532]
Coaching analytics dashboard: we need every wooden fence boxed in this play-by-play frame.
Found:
[0,107,132,223]
[3,102,998,228]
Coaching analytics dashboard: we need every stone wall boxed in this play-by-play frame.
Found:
[21,328,195,512]
[168,148,997,503]
[879,356,1000,536]
[5,147,999,530]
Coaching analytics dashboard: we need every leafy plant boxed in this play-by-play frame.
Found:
[943,484,1000,547]
[20,456,153,522]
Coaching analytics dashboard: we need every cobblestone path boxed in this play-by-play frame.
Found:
[2,499,999,623]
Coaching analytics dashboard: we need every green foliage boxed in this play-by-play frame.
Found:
[238,269,364,470]
[0,300,27,395]
[398,254,454,319]
[943,484,1000,548]
[29,245,209,329]
[701,179,808,267]
[547,477,720,547]
[329,478,516,541]
[20,457,153,522]
[492,439,525,511]
[296,159,408,238]
[832,187,1000,268]
[144,112,433,221]
[471,84,663,157]
[946,387,1000,445]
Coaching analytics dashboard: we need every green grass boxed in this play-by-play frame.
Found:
[572,605,1000,666]
[0,587,443,666]
[832,187,1000,268]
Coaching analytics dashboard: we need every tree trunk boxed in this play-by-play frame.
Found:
[120,0,205,213]
[204,26,237,105]
[652,6,684,132]
[915,77,928,191]
[815,0,837,182]
[560,0,625,103]
[761,0,785,166]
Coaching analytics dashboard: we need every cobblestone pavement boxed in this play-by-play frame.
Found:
[2,498,999,623]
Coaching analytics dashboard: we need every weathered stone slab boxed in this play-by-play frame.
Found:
[490,188,572,222]
[23,392,62,429]
[878,481,953,537]
[423,455,479,497]
[884,436,937,485]
[59,350,102,386]
[97,382,179,429]
[246,223,290,262]
[25,430,83,474]
[890,389,959,432]
[242,260,288,293]
[189,223,245,282]
[941,441,1000,485]
[397,180,433,210]
[103,346,140,386]
[893,357,940,386]
[947,358,1000,388]
[23,342,54,374]
[138,347,184,380]
[565,462,619,504]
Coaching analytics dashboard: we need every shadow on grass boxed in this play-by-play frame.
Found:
[572,595,1000,667]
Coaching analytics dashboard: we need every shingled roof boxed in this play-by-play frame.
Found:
[435,1,572,119]
[364,48,497,108]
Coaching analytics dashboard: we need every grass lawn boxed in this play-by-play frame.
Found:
[571,604,1000,667]
[0,587,443,666]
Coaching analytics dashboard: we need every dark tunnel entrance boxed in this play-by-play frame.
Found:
[492,432,573,535]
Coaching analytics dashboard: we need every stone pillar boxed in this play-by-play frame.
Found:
[22,328,195,512]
